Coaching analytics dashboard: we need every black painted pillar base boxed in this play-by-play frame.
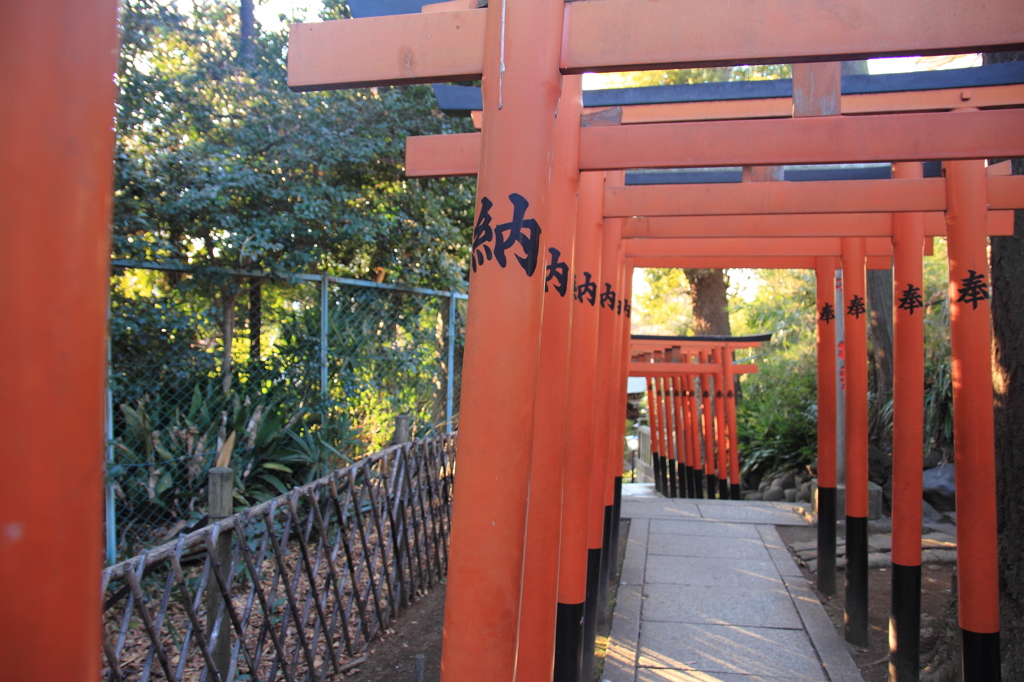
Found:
[668,457,678,498]
[706,472,717,500]
[718,478,729,501]
[844,515,869,648]
[694,467,705,500]
[961,629,1001,682]
[730,483,741,500]
[817,487,837,596]
[889,562,921,681]
[597,506,613,628]
[554,601,585,682]
[652,452,662,494]
[610,477,623,582]
[682,465,692,498]
[581,548,602,682]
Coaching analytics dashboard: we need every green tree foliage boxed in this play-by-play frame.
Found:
[730,270,819,478]
[107,1,476,548]
[724,251,955,480]
[114,0,475,284]
[633,269,693,335]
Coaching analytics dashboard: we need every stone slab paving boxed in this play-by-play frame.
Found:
[606,496,863,682]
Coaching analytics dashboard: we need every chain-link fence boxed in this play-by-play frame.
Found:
[107,261,466,563]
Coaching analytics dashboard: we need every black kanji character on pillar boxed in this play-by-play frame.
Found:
[819,302,835,324]
[575,272,597,306]
[897,283,924,315]
[846,295,866,319]
[956,270,990,310]
[617,300,623,315]
[545,248,569,296]
[494,193,542,276]
[624,301,631,318]
[471,197,494,273]
[600,283,616,310]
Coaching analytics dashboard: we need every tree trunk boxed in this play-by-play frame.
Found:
[239,0,255,66]
[986,49,1024,676]
[248,278,261,362]
[867,267,894,445]
[683,268,731,335]
[221,287,238,395]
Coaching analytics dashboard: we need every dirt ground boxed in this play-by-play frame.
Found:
[341,582,447,682]
[338,520,631,681]
[777,524,956,682]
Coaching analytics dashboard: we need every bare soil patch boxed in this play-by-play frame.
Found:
[777,523,956,682]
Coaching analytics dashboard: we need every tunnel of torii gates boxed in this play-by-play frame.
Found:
[390,59,1024,682]
[10,1,1024,681]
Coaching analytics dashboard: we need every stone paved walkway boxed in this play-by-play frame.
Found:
[604,485,864,682]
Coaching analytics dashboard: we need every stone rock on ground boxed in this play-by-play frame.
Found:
[778,472,797,489]
[924,448,946,469]
[869,445,892,486]
[758,481,770,492]
[922,499,946,526]
[763,487,785,501]
[784,488,799,502]
[796,490,811,503]
[923,463,956,512]
[745,492,764,501]
[868,480,884,520]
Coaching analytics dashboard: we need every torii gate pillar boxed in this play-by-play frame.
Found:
[1,3,120,680]
[945,157,1000,681]
[889,161,926,681]
[440,0,565,678]
[841,237,870,648]
[815,257,839,596]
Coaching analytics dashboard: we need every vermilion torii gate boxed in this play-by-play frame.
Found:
[283,3,1024,681]
[11,0,1024,680]
[403,74,1024,678]
[630,335,766,500]
[406,107,1023,666]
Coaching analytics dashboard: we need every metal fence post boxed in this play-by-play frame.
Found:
[446,292,456,434]
[320,274,329,402]
[207,467,233,677]
[105,318,116,565]
[395,414,411,444]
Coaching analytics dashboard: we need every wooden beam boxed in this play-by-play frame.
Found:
[623,236,895,257]
[287,10,485,91]
[792,62,841,117]
[631,256,895,269]
[288,0,1024,92]
[630,341,764,351]
[580,108,1024,170]
[407,112,1024,176]
[620,211,1014,238]
[405,132,480,177]
[457,84,1024,127]
[628,362,759,377]
[561,0,1024,74]
[607,176,1024,216]
[606,178,946,216]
